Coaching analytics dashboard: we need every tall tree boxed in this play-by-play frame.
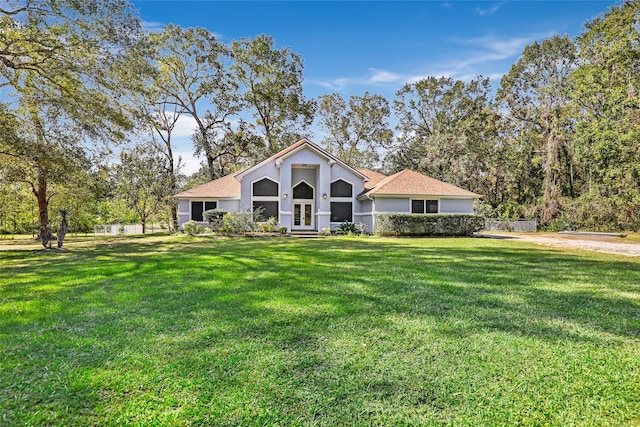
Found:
[570,0,640,229]
[231,34,314,155]
[0,0,149,247]
[497,35,578,224]
[149,24,242,181]
[316,92,392,169]
[391,76,501,201]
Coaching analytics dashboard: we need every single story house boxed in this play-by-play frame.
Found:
[174,138,480,233]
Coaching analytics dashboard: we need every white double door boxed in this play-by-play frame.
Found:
[293,200,315,230]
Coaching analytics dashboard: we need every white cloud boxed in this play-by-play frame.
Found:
[172,114,199,138]
[368,69,401,84]
[474,2,505,16]
[175,150,203,176]
[141,20,165,33]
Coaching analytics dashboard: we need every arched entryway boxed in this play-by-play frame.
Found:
[292,180,315,230]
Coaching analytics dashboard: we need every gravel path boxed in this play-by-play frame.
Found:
[479,233,640,257]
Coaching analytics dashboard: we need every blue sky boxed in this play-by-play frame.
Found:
[131,0,614,173]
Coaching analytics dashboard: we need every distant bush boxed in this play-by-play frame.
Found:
[182,220,207,236]
[203,208,226,231]
[376,214,484,236]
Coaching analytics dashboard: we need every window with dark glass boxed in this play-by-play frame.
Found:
[331,180,352,197]
[331,202,352,222]
[411,200,438,214]
[191,201,217,221]
[253,201,278,220]
[411,200,424,214]
[252,178,278,197]
[191,201,203,221]
[292,181,314,199]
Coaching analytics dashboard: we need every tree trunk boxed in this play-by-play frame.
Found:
[57,216,68,249]
[33,175,52,249]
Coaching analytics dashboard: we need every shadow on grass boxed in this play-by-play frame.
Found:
[1,236,639,424]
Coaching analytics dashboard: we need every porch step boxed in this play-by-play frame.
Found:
[290,230,322,238]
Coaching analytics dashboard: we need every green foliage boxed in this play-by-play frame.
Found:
[496,201,525,220]
[321,227,332,236]
[221,211,255,235]
[257,216,279,233]
[182,220,207,236]
[473,200,495,218]
[316,92,393,168]
[231,34,314,154]
[116,144,172,233]
[336,221,357,235]
[278,227,288,234]
[391,76,502,202]
[203,208,226,231]
[376,214,485,236]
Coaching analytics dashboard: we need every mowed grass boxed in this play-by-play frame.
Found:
[1,235,639,426]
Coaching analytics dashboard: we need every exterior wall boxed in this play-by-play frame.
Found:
[239,161,280,212]
[291,168,316,188]
[440,198,474,214]
[374,197,411,213]
[219,199,241,212]
[176,198,240,229]
[356,199,374,233]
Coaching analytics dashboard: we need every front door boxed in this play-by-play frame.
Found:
[293,202,314,230]
[292,180,315,230]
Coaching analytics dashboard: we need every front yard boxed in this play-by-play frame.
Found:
[1,235,639,425]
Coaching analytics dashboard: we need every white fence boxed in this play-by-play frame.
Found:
[484,219,537,232]
[93,223,168,236]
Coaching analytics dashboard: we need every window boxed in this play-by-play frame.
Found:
[253,201,278,220]
[331,202,352,222]
[293,181,314,199]
[411,199,438,214]
[331,179,352,197]
[252,177,279,221]
[191,201,217,221]
[253,178,278,197]
[330,179,353,223]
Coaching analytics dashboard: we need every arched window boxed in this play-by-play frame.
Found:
[293,181,314,199]
[253,178,278,197]
[252,177,279,221]
[330,179,352,197]
[330,179,353,223]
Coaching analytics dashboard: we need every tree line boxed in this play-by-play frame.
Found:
[0,0,638,245]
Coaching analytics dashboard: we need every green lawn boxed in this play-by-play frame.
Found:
[1,235,639,426]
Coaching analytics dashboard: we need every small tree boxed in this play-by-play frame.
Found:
[116,144,171,233]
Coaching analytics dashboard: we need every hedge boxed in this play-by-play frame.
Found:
[376,214,485,236]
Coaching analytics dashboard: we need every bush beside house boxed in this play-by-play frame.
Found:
[376,214,484,236]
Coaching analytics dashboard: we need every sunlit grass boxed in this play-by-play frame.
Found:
[1,235,639,425]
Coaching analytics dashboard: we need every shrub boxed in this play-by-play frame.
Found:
[336,221,357,235]
[321,227,332,236]
[203,208,226,231]
[221,212,255,235]
[259,216,279,233]
[355,222,369,235]
[376,214,485,236]
[182,220,207,236]
[278,227,288,234]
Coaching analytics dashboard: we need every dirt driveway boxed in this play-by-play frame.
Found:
[479,232,640,257]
